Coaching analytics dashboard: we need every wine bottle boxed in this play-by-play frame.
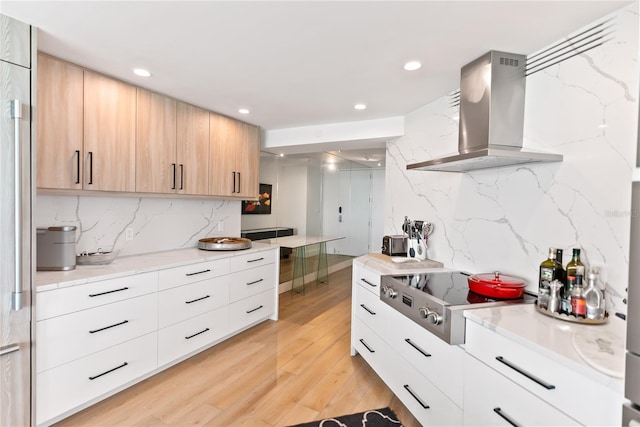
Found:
[566,248,585,279]
[555,248,566,285]
[538,248,557,309]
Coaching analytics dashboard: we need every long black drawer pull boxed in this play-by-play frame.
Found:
[247,257,264,263]
[185,328,210,340]
[495,356,555,390]
[247,279,264,286]
[403,384,429,409]
[361,278,376,287]
[185,269,211,277]
[89,287,129,297]
[405,338,432,358]
[359,339,375,353]
[89,362,128,380]
[89,320,129,334]
[360,304,376,315]
[246,305,264,314]
[493,408,521,427]
[185,295,210,304]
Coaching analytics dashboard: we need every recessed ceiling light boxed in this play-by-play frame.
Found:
[377,163,381,167]
[354,104,367,110]
[404,61,422,71]
[279,153,284,157]
[133,68,151,77]
[238,108,250,114]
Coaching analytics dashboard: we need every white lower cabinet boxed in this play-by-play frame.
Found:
[158,306,229,366]
[37,332,158,425]
[463,352,580,426]
[229,288,276,332]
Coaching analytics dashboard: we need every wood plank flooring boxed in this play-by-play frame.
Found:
[55,267,421,427]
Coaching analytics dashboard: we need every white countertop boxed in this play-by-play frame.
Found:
[464,304,626,392]
[35,242,276,292]
[354,253,451,275]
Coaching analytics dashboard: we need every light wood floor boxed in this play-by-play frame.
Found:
[55,266,421,427]
[278,253,354,283]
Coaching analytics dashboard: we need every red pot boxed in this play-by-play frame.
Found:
[468,271,526,299]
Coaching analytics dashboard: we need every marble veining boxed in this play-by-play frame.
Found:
[386,3,638,314]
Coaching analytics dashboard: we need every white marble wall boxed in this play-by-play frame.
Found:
[35,195,241,257]
[386,3,638,314]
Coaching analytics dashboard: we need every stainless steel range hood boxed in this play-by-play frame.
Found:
[407,51,562,172]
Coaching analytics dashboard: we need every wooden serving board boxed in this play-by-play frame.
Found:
[368,253,443,269]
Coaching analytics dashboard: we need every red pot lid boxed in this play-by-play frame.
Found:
[469,271,526,288]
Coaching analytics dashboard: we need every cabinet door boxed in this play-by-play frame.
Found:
[209,113,238,196]
[0,15,30,68]
[176,102,209,195]
[83,71,136,192]
[36,54,84,189]
[235,122,260,198]
[136,89,177,193]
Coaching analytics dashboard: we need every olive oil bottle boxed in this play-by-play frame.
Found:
[538,248,557,309]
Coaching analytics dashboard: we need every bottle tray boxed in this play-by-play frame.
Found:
[534,304,608,325]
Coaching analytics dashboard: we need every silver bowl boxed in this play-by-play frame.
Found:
[76,249,119,265]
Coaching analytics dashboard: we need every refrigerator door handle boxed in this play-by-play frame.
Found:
[10,99,22,311]
[0,344,20,357]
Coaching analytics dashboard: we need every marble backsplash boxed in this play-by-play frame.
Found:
[386,3,638,314]
[35,195,241,257]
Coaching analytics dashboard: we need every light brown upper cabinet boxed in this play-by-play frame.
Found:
[209,113,259,198]
[83,70,136,192]
[36,54,84,189]
[136,89,177,193]
[176,102,210,195]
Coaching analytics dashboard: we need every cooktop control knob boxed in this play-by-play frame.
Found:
[426,311,442,325]
[381,285,397,299]
[418,307,430,318]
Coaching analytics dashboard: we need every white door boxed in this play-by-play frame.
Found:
[347,170,371,256]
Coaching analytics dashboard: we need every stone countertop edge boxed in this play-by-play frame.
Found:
[35,242,277,292]
[353,254,454,275]
[463,304,625,393]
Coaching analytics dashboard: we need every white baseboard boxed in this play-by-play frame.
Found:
[278,258,353,294]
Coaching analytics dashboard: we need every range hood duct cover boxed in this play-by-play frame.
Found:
[407,51,562,172]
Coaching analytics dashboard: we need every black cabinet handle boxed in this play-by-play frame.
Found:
[359,339,375,353]
[185,328,210,340]
[89,287,129,297]
[179,164,184,190]
[237,172,241,193]
[495,356,555,390]
[88,151,93,184]
[75,150,81,184]
[171,163,176,190]
[185,269,211,277]
[89,320,129,334]
[404,338,431,358]
[493,408,521,427]
[360,304,376,315]
[361,278,376,287]
[89,362,128,380]
[232,172,236,193]
[246,305,263,314]
[185,295,210,304]
[247,279,264,286]
[403,384,429,409]
[247,257,264,263]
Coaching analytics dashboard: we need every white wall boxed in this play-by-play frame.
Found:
[385,3,638,314]
[35,195,241,257]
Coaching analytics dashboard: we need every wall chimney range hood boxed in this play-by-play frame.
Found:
[407,51,562,172]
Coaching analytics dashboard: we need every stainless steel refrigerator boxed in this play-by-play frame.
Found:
[0,13,35,427]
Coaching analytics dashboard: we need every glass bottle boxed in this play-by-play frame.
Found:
[538,248,557,309]
[561,276,576,314]
[555,248,566,285]
[584,270,605,319]
[571,275,587,317]
[566,248,585,280]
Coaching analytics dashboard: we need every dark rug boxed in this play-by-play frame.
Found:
[288,407,402,427]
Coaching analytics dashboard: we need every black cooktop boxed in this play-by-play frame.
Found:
[389,271,521,306]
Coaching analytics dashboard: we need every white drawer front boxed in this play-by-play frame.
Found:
[37,293,158,373]
[158,276,229,328]
[229,249,277,273]
[352,318,394,381]
[354,284,392,337]
[353,264,380,295]
[385,308,464,406]
[465,321,621,426]
[228,289,275,332]
[36,332,157,426]
[463,353,580,426]
[158,258,230,291]
[36,271,158,320]
[158,306,229,367]
[228,264,276,303]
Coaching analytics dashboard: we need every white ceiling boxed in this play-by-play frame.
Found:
[1,0,632,163]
